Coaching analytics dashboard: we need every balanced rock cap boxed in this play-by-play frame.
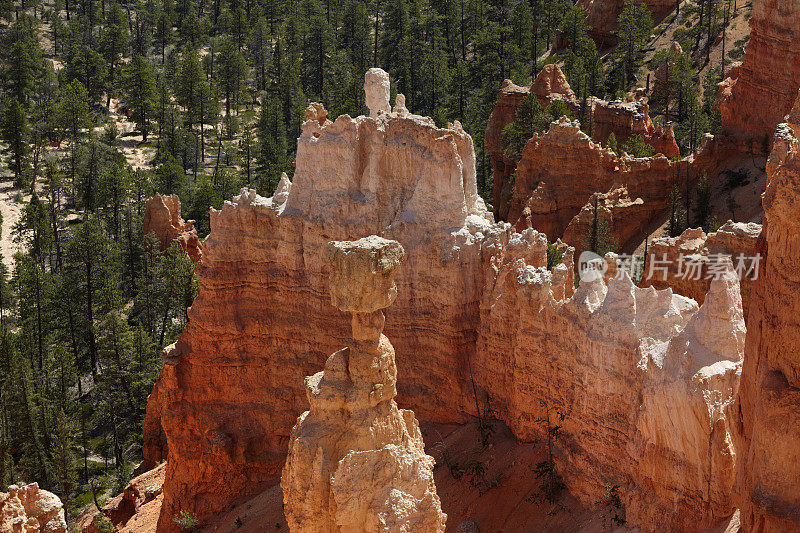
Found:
[325,235,405,313]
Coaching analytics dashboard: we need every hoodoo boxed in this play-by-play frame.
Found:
[281,236,446,532]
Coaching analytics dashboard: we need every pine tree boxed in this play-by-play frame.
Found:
[614,0,653,89]
[0,99,32,186]
[256,92,289,194]
[123,55,158,141]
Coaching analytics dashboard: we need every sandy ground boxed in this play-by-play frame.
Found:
[0,176,28,267]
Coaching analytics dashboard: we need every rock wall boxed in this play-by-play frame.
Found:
[508,117,676,253]
[718,0,800,145]
[476,237,744,531]
[145,69,746,532]
[142,194,203,263]
[281,236,446,532]
[734,114,800,531]
[486,66,679,224]
[150,70,501,531]
[0,483,67,533]
[641,222,762,318]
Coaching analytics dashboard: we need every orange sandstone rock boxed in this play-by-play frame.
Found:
[735,116,800,532]
[576,0,677,47]
[0,483,67,533]
[281,236,446,532]
[486,66,679,223]
[718,0,800,145]
[640,222,761,318]
[476,233,744,531]
[142,194,203,263]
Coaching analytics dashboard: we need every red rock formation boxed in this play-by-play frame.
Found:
[142,194,203,263]
[735,115,800,531]
[281,236,446,531]
[576,0,676,47]
[508,117,677,252]
[717,0,800,145]
[476,235,744,531]
[144,69,746,533]
[486,66,679,222]
[149,70,500,531]
[0,483,67,533]
[591,97,680,159]
[640,221,762,318]
[79,464,165,533]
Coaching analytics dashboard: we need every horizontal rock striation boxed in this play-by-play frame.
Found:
[150,71,503,531]
[640,221,762,318]
[718,0,800,145]
[146,69,747,532]
[735,113,800,532]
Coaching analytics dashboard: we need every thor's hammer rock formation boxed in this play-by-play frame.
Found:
[281,236,446,532]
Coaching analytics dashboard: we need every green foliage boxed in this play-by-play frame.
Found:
[501,95,573,162]
[546,242,564,270]
[582,194,619,257]
[620,133,655,158]
[0,98,31,185]
[612,0,653,90]
[174,510,200,531]
[693,172,712,231]
[596,482,626,528]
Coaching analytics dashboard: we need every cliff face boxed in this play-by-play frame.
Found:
[486,66,679,225]
[0,483,67,533]
[149,71,501,530]
[640,222,762,319]
[145,69,746,532]
[718,0,800,144]
[508,118,676,253]
[476,241,744,531]
[734,113,800,531]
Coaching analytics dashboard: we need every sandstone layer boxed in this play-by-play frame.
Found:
[640,221,762,318]
[486,65,679,224]
[149,69,498,531]
[0,484,67,533]
[717,0,800,145]
[145,69,746,532]
[281,236,446,532]
[476,236,744,531]
[142,194,203,263]
[734,113,800,531]
[508,117,678,254]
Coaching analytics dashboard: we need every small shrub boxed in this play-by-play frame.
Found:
[597,482,626,528]
[546,242,564,269]
[95,515,114,533]
[174,510,199,531]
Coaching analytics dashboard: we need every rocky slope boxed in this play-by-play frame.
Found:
[281,236,446,531]
[734,106,800,532]
[0,483,67,533]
